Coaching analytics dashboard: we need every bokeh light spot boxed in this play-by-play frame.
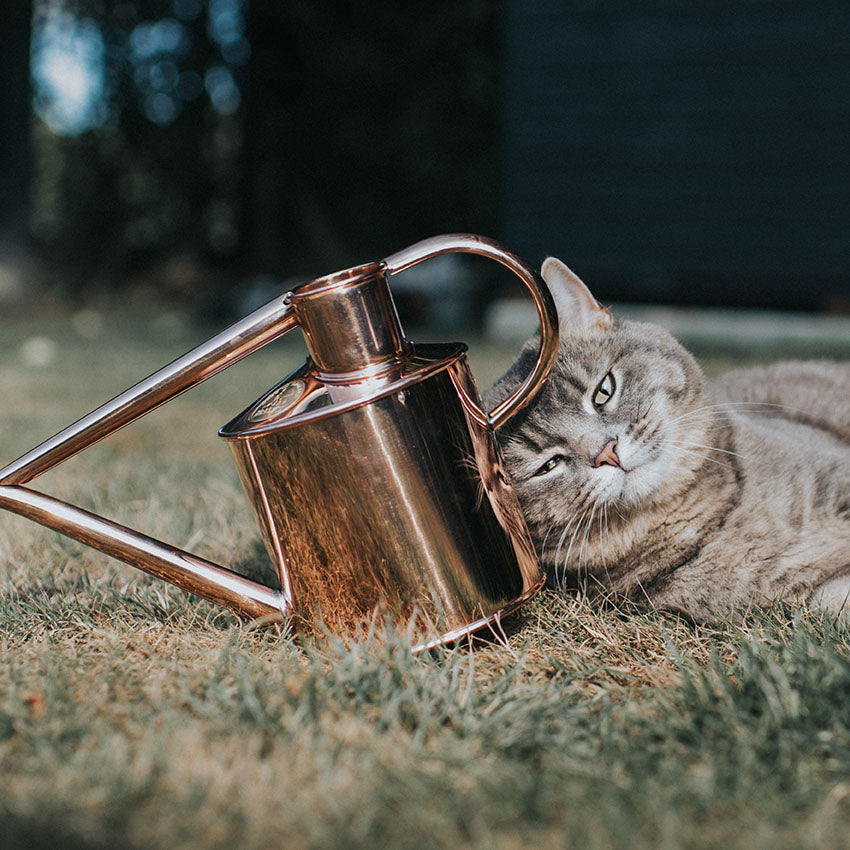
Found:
[205,65,241,115]
[31,11,106,136]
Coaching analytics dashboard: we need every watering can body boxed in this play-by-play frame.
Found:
[0,235,559,650]
[221,346,541,647]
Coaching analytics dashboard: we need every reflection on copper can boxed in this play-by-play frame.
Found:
[221,343,543,650]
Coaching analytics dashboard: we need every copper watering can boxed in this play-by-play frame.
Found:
[0,235,558,650]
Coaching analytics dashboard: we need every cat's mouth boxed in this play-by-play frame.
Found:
[595,453,665,510]
[594,437,648,502]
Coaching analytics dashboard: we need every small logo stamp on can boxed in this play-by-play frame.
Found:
[248,379,306,423]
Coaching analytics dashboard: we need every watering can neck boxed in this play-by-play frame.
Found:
[288,261,409,379]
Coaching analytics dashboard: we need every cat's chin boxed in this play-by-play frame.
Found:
[594,457,675,512]
[621,462,668,507]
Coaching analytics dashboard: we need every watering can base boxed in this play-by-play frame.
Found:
[291,571,546,654]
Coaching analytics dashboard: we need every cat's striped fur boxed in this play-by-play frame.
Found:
[484,259,850,622]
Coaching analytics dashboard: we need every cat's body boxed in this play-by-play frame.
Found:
[485,260,850,622]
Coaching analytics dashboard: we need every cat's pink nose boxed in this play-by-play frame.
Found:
[594,440,620,468]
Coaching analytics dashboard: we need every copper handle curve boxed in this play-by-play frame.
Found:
[384,233,559,429]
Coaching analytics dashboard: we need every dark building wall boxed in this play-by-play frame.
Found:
[501,0,850,309]
[0,0,32,244]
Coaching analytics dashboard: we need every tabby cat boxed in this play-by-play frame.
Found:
[484,258,850,622]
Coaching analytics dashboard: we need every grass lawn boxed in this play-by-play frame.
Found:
[1,305,850,849]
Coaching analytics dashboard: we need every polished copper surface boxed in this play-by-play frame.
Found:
[0,233,559,650]
[385,233,559,429]
[221,344,466,436]
[288,261,408,377]
[222,348,544,649]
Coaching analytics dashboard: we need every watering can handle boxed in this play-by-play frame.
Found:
[384,234,559,429]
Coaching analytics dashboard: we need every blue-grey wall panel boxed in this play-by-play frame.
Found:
[501,0,850,307]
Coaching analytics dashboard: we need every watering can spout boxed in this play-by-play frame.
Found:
[0,292,299,622]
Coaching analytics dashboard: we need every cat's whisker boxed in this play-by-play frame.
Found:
[552,505,587,586]
[670,401,800,426]
[578,511,595,589]
[676,400,792,416]
[540,520,557,561]
[669,413,774,432]
[561,509,591,587]
[559,526,579,587]
[659,441,730,461]
[598,502,611,568]
[541,519,561,584]
[656,438,742,458]
[541,521,565,582]
[597,506,605,565]
[667,402,736,424]
[667,413,732,427]
[677,420,740,435]
[669,411,758,430]
[587,502,604,577]
[659,443,737,471]
[602,504,614,586]
[578,503,598,576]
[551,526,571,588]
[553,504,585,559]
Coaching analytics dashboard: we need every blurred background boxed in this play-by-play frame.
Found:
[1,0,849,332]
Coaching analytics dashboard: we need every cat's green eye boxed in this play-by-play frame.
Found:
[593,372,616,407]
[534,455,565,476]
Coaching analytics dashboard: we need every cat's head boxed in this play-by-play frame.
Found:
[485,258,713,563]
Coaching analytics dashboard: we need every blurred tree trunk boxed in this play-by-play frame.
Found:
[240,1,499,279]
[240,1,350,277]
[0,0,32,249]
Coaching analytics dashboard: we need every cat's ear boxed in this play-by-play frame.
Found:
[541,257,613,331]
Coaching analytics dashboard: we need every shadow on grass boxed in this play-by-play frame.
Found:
[232,539,279,588]
[0,812,139,850]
